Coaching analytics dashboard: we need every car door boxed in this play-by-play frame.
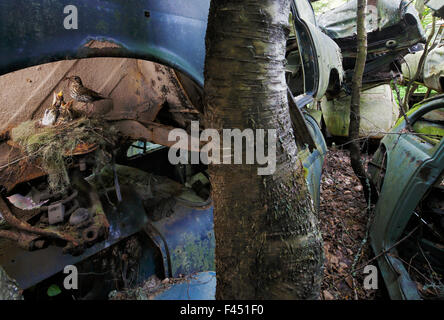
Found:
[290,0,344,100]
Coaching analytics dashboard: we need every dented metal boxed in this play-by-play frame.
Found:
[318,0,426,84]
[0,0,210,86]
[426,0,444,18]
[369,94,444,300]
[319,0,425,55]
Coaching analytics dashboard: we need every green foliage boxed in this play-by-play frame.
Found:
[47,284,61,297]
[392,83,436,106]
[420,6,434,29]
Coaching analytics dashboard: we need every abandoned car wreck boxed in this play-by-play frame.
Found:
[0,0,333,299]
[0,0,443,301]
[0,58,216,298]
[368,95,444,300]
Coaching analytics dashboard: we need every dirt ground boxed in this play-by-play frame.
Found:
[319,148,378,300]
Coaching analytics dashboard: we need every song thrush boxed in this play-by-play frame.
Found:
[65,76,108,103]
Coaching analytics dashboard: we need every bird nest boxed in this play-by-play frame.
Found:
[10,118,118,192]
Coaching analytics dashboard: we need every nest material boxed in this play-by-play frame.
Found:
[10,118,117,192]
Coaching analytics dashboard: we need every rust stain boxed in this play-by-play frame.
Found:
[419,166,432,181]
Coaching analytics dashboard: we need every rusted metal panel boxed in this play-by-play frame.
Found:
[0,186,148,289]
[144,198,214,279]
[426,0,444,18]
[320,84,400,138]
[318,0,425,55]
[318,0,425,84]
[291,0,344,99]
[0,56,196,134]
[369,95,444,300]
[0,0,210,86]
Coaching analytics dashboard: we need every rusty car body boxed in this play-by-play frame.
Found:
[402,21,444,94]
[369,95,444,300]
[426,0,444,19]
[287,0,344,101]
[320,84,400,139]
[318,0,426,85]
[0,0,332,299]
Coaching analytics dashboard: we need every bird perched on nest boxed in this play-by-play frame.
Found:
[65,76,109,103]
[65,76,111,118]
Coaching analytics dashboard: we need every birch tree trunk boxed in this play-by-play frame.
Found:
[349,0,376,203]
[204,0,324,299]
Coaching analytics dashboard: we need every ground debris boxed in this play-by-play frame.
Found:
[320,149,376,300]
[108,274,192,300]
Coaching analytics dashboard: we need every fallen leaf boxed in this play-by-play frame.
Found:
[323,290,335,300]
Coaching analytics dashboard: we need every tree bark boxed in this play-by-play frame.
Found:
[204,0,323,299]
[348,0,376,203]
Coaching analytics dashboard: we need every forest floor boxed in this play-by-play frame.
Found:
[319,148,379,300]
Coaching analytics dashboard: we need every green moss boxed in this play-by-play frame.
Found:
[11,118,117,192]
[393,103,424,129]
[412,121,444,144]
[303,166,309,180]
[170,231,216,276]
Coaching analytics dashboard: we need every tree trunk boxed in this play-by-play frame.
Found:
[204,0,323,299]
[348,0,376,203]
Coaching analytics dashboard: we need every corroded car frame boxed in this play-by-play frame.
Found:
[0,0,334,295]
[368,95,444,300]
[318,0,426,85]
[0,0,335,214]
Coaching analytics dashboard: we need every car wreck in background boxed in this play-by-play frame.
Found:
[320,84,400,139]
[286,0,344,101]
[318,0,426,85]
[402,21,444,94]
[426,0,444,19]
[0,0,331,299]
[369,95,444,299]
[307,0,426,140]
